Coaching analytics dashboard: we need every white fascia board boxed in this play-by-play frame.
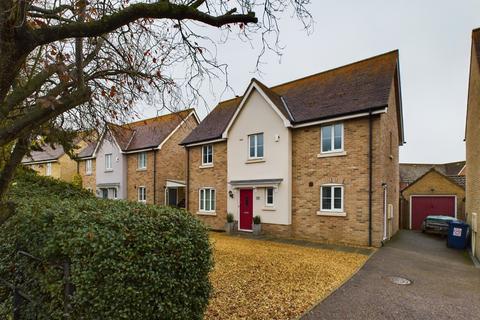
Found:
[222,82,292,139]
[22,159,58,165]
[292,108,387,129]
[184,138,227,148]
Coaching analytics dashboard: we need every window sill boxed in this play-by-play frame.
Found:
[85,173,92,176]
[245,158,265,164]
[262,207,276,211]
[199,164,214,169]
[104,170,113,173]
[136,168,147,172]
[316,211,347,217]
[197,211,217,216]
[317,151,347,158]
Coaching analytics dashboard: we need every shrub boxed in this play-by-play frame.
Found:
[253,215,261,224]
[0,171,213,319]
[226,213,234,223]
[71,173,83,188]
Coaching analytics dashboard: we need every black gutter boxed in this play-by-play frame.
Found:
[291,105,387,126]
[368,109,373,247]
[185,147,190,211]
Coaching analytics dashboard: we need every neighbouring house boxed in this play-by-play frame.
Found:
[22,141,86,183]
[400,161,465,191]
[76,140,97,192]
[181,50,404,247]
[400,168,465,230]
[465,28,480,261]
[77,109,199,205]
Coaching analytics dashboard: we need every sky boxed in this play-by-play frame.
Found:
[141,0,480,164]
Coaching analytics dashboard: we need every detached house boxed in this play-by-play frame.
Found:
[77,109,199,206]
[22,141,85,183]
[182,51,404,247]
[465,28,480,261]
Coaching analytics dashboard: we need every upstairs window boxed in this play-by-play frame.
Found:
[321,123,343,153]
[138,152,147,169]
[321,185,344,212]
[202,144,213,165]
[248,133,264,159]
[105,154,112,171]
[86,159,93,175]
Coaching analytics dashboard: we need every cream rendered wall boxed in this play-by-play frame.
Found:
[95,131,127,199]
[226,89,292,225]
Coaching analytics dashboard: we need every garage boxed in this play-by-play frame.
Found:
[400,168,465,230]
[410,196,456,230]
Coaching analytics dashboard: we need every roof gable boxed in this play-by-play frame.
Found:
[401,168,465,195]
[222,80,292,139]
[93,109,196,153]
[182,50,402,145]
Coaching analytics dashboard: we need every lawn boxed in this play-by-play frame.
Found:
[206,233,369,320]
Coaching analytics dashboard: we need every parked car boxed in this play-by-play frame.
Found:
[421,215,460,235]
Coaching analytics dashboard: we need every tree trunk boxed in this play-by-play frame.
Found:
[0,137,29,225]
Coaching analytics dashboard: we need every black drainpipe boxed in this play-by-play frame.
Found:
[153,149,157,205]
[185,147,190,211]
[368,109,373,247]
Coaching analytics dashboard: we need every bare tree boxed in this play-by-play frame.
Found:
[0,0,311,207]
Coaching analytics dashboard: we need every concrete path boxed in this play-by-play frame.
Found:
[302,230,480,320]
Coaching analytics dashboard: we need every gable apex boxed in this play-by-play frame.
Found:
[221,80,292,139]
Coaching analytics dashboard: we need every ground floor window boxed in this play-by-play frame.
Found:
[46,163,52,176]
[265,187,274,206]
[199,188,215,212]
[321,185,344,212]
[138,186,146,203]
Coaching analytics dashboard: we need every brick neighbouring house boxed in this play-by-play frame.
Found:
[181,50,405,247]
[22,140,87,183]
[465,28,480,261]
[400,167,465,230]
[76,109,199,205]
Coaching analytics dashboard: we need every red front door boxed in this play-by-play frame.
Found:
[411,196,456,230]
[240,189,253,231]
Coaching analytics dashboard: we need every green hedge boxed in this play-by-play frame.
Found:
[0,170,213,319]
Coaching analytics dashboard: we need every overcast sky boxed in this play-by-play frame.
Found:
[141,0,480,164]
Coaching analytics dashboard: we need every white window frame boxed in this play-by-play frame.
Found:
[86,159,93,175]
[111,188,118,199]
[46,162,52,176]
[248,132,264,159]
[320,123,344,154]
[138,186,146,203]
[202,144,213,165]
[199,188,216,213]
[105,153,113,171]
[137,152,147,170]
[320,184,344,212]
[265,187,274,207]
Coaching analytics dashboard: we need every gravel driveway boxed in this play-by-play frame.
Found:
[302,230,480,320]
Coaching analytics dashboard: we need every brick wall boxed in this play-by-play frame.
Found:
[125,114,198,205]
[127,151,155,204]
[78,159,96,192]
[290,116,385,247]
[379,79,401,238]
[187,141,228,230]
[156,115,198,205]
[465,39,480,259]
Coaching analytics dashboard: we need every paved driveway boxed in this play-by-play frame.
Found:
[302,230,480,320]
